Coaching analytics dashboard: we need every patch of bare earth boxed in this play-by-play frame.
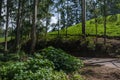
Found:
[81,65,120,80]
[97,38,120,44]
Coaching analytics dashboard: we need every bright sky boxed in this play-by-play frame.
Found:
[50,16,57,24]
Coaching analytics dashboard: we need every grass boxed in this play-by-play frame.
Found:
[49,14,120,37]
[0,37,11,43]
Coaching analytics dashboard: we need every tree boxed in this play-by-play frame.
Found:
[87,0,99,43]
[81,0,86,38]
[30,0,38,53]
[16,0,21,51]
[103,0,107,45]
[5,0,10,53]
[0,0,3,20]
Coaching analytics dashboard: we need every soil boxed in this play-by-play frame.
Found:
[81,64,120,80]
[97,38,120,44]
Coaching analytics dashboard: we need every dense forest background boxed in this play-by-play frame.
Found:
[0,0,120,80]
[0,0,120,54]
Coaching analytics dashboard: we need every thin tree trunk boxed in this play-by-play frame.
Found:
[94,5,98,43]
[5,0,9,53]
[30,0,38,53]
[16,0,21,51]
[66,0,68,37]
[0,0,3,18]
[81,0,86,38]
[0,0,3,25]
[58,12,60,37]
[95,17,98,43]
[20,0,24,40]
[45,18,49,37]
[103,0,107,45]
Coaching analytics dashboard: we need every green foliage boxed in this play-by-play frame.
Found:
[70,73,84,80]
[86,38,95,50]
[116,21,120,26]
[49,14,120,37]
[97,18,103,24]
[0,54,20,61]
[0,37,11,43]
[41,47,84,73]
[0,57,67,80]
[108,15,117,22]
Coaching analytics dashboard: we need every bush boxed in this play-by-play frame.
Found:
[70,73,84,80]
[0,57,67,80]
[41,47,83,73]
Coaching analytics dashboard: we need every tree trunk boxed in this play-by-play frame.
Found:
[0,0,3,25]
[95,17,98,43]
[94,5,98,43]
[16,0,21,51]
[103,0,107,45]
[0,0,3,18]
[66,0,68,37]
[30,0,38,53]
[81,0,86,38]
[5,0,9,53]
[57,12,60,37]
[45,18,49,37]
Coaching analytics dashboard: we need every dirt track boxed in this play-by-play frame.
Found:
[83,58,120,69]
[81,58,120,80]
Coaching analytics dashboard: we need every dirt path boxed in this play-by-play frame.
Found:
[83,58,120,69]
[81,66,120,80]
[81,58,120,80]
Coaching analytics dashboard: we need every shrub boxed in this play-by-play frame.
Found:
[0,57,67,80]
[70,73,84,80]
[41,47,84,73]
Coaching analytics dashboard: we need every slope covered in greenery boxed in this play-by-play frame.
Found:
[50,14,120,37]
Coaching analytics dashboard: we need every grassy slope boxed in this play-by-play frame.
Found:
[50,14,120,37]
[0,37,11,43]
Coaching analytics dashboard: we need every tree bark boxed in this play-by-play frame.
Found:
[66,0,68,37]
[0,0,3,18]
[57,12,60,37]
[30,0,38,53]
[5,0,9,53]
[81,0,86,38]
[103,0,107,45]
[16,0,21,51]
[95,17,98,43]
[93,4,98,43]
[0,0,3,25]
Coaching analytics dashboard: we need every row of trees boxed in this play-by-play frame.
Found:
[0,0,54,53]
[0,0,120,53]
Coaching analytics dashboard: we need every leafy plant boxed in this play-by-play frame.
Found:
[0,57,67,80]
[41,47,84,73]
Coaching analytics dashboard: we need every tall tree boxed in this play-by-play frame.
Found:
[0,0,3,19]
[5,0,10,52]
[16,0,21,51]
[0,0,3,27]
[87,0,99,43]
[103,0,107,45]
[81,0,86,38]
[66,0,68,37]
[30,0,38,53]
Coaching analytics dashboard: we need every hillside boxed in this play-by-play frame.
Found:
[50,14,120,37]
